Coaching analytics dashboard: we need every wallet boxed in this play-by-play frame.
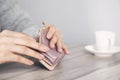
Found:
[38,27,65,70]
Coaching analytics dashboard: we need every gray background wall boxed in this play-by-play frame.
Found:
[18,0,120,46]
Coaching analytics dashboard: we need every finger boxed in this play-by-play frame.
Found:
[56,40,63,53]
[62,42,69,54]
[3,52,34,65]
[49,33,58,48]
[47,26,56,39]
[0,37,49,52]
[9,45,44,60]
[1,30,35,41]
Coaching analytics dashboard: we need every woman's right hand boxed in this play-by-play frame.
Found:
[0,30,49,65]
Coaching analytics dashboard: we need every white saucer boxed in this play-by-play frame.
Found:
[85,45,120,57]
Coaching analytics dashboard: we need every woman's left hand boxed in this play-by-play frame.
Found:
[43,25,69,54]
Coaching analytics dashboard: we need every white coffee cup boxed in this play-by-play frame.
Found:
[94,31,116,51]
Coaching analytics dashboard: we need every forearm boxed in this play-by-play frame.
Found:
[0,0,41,38]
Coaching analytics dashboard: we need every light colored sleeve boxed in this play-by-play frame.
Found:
[0,0,41,38]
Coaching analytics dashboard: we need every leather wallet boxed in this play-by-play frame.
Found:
[39,27,65,70]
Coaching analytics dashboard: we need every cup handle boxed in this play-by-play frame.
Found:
[108,38,112,49]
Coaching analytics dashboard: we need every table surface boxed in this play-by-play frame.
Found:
[1,44,120,80]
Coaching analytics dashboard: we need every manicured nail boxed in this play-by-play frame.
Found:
[47,35,51,39]
[52,44,55,48]
[62,49,69,54]
[39,54,45,60]
[59,48,63,53]
[66,50,70,54]
[29,61,34,65]
[43,46,49,51]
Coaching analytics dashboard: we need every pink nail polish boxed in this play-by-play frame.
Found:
[47,35,50,39]
[52,45,55,48]
[66,51,70,54]
[39,54,45,59]
[43,46,49,51]
[59,49,62,53]
[30,61,34,65]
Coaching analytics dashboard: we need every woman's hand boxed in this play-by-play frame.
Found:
[0,30,49,65]
[44,25,69,54]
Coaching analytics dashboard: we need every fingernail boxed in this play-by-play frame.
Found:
[52,44,55,48]
[29,61,34,65]
[59,49,63,53]
[66,50,70,54]
[39,54,45,60]
[43,46,49,51]
[47,35,51,39]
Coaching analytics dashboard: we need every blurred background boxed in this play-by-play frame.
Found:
[18,0,120,46]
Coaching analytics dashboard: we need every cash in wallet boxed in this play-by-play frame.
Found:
[38,27,65,70]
